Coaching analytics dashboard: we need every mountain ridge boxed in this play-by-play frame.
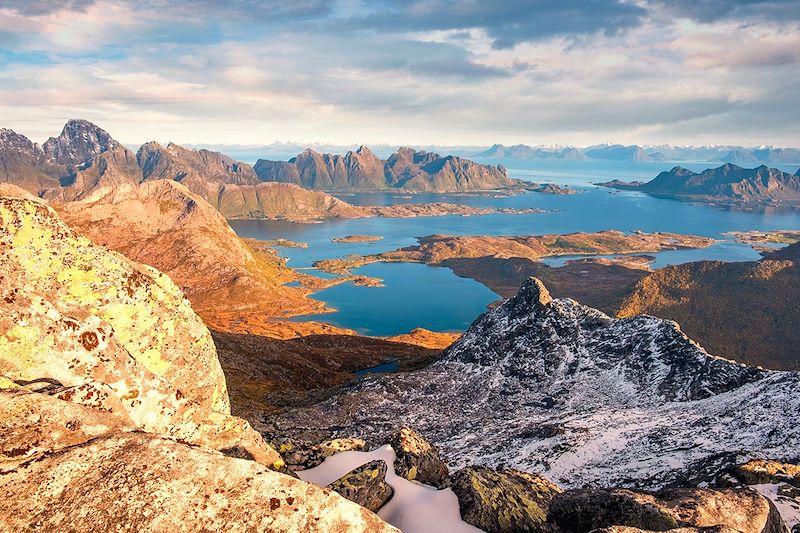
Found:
[267,277,799,489]
[255,145,516,192]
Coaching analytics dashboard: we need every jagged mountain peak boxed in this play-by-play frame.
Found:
[442,277,760,402]
[268,278,797,489]
[43,118,117,166]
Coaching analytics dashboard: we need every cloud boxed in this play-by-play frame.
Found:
[0,0,798,147]
[652,0,800,23]
[336,0,649,49]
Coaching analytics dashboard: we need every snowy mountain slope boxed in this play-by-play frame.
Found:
[268,278,800,489]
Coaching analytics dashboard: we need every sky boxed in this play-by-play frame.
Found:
[0,0,799,148]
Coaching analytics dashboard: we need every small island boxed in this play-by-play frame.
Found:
[332,235,384,244]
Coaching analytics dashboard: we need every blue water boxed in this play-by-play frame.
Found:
[230,160,800,335]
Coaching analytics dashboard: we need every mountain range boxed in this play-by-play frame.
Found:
[2,120,522,220]
[479,143,800,164]
[600,163,800,208]
[268,277,800,490]
[254,146,516,192]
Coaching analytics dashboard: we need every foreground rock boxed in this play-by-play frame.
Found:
[548,488,788,533]
[0,431,395,532]
[0,194,278,466]
[328,460,394,512]
[449,467,562,532]
[0,193,397,531]
[388,427,449,487]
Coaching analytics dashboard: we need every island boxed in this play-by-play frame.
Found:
[313,231,715,275]
[598,163,800,209]
[332,235,383,243]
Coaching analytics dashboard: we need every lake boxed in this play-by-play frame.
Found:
[229,159,800,336]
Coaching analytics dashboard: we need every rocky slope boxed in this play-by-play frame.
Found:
[614,245,800,370]
[267,278,800,490]
[600,163,800,208]
[53,179,327,327]
[0,193,397,531]
[255,146,516,192]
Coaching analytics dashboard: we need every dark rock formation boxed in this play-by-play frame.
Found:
[388,427,449,487]
[448,466,562,532]
[328,459,394,512]
[547,488,788,533]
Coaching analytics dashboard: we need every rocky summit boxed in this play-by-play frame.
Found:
[0,193,397,532]
[268,277,800,489]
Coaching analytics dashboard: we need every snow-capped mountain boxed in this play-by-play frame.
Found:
[268,278,800,489]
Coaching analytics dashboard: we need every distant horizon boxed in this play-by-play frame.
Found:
[5,119,800,155]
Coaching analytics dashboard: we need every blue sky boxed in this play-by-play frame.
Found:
[0,1,798,147]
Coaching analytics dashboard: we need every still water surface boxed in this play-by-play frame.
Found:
[230,160,800,335]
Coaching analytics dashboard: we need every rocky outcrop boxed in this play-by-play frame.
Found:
[547,488,788,533]
[388,427,449,487]
[43,118,116,166]
[274,437,368,471]
[328,459,394,512]
[0,193,397,532]
[448,466,562,532]
[255,145,515,192]
[734,460,800,487]
[0,431,396,533]
[0,195,278,466]
[266,278,800,489]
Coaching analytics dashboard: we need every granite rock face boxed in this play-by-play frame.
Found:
[448,466,562,533]
[0,193,398,532]
[0,195,278,466]
[388,426,449,487]
[328,459,394,512]
[0,431,396,533]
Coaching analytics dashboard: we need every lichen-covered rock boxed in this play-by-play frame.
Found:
[734,460,800,487]
[388,426,448,487]
[0,431,398,533]
[448,466,562,532]
[328,459,394,512]
[548,487,788,533]
[275,436,368,471]
[590,527,742,532]
[0,196,279,467]
[0,388,135,471]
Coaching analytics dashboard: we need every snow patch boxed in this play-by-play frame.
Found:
[298,445,483,533]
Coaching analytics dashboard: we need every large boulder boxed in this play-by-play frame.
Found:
[388,426,449,487]
[548,487,788,533]
[274,436,368,471]
[734,460,800,487]
[0,196,279,467]
[0,431,396,532]
[328,459,394,512]
[448,466,562,532]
